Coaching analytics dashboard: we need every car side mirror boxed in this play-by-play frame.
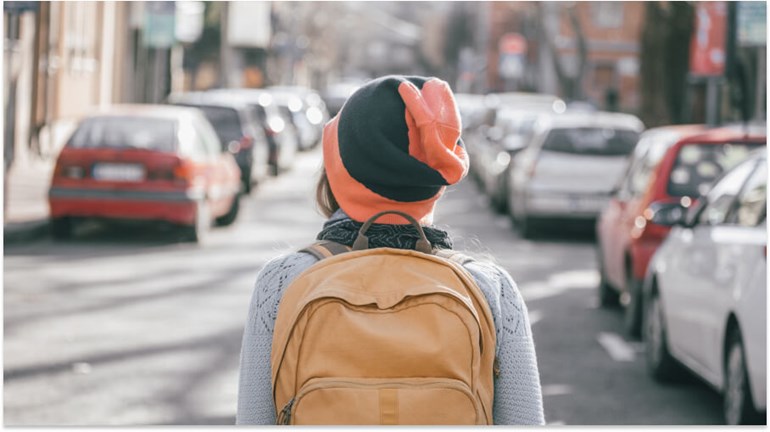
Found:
[647,202,688,227]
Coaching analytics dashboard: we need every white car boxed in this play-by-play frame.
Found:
[507,111,644,237]
[644,150,767,425]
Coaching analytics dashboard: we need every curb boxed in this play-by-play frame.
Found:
[3,220,51,245]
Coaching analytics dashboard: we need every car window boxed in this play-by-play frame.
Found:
[185,105,242,146]
[698,158,757,226]
[541,127,639,156]
[69,116,177,152]
[668,142,763,197]
[725,159,767,227]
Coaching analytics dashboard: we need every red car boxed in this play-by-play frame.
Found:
[48,105,242,243]
[596,125,766,336]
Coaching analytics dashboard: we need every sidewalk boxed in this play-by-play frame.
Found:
[3,155,56,244]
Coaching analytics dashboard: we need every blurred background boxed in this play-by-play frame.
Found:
[3,0,768,427]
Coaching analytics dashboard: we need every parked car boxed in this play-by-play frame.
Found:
[596,126,765,336]
[48,105,242,243]
[167,92,270,194]
[643,149,767,425]
[207,88,298,175]
[321,79,365,116]
[268,85,329,149]
[475,97,562,213]
[507,111,644,238]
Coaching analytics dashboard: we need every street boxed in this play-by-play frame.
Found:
[4,148,726,426]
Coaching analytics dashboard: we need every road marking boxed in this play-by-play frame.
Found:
[529,310,543,326]
[542,384,572,396]
[597,332,636,362]
[547,421,566,426]
[520,270,599,302]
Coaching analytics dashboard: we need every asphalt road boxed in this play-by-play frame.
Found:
[4,147,725,425]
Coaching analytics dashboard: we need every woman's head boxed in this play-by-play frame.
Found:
[319,75,468,225]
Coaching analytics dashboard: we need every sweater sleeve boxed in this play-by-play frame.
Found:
[236,252,318,425]
[463,261,545,425]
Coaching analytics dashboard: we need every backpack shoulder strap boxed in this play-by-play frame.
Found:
[299,240,352,261]
[434,248,476,267]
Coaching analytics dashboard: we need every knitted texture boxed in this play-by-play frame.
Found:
[236,252,545,425]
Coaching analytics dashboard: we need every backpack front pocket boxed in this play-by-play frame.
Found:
[278,377,483,425]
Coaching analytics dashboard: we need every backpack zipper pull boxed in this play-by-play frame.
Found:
[493,356,501,378]
[277,398,295,425]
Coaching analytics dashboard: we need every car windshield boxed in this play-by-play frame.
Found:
[541,127,639,156]
[68,116,177,152]
[191,105,243,146]
[668,142,765,197]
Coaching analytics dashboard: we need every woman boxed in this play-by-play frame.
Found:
[237,75,545,425]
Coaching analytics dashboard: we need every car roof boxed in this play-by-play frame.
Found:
[678,125,767,145]
[83,104,200,121]
[167,92,254,111]
[539,111,644,132]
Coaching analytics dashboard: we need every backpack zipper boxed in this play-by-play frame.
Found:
[277,397,295,425]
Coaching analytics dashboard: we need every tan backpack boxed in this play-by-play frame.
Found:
[270,211,497,425]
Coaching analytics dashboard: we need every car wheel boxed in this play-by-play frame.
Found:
[597,247,620,307]
[624,272,643,338]
[215,194,240,227]
[724,329,762,425]
[644,292,682,382]
[182,201,210,243]
[51,217,74,240]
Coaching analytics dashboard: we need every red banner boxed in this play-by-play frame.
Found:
[689,2,727,77]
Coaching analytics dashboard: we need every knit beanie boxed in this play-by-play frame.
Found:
[322,75,468,225]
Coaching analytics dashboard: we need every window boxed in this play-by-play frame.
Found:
[541,127,639,156]
[193,115,224,158]
[726,159,767,227]
[698,158,757,226]
[68,116,177,153]
[592,2,624,28]
[668,142,764,197]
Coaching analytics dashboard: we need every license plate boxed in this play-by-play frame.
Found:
[92,163,145,182]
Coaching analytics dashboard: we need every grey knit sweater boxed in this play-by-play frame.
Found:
[236,218,545,425]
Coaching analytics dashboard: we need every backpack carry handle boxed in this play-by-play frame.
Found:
[352,210,433,254]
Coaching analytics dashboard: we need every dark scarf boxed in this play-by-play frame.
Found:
[317,214,453,251]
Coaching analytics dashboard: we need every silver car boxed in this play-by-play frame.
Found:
[508,111,644,237]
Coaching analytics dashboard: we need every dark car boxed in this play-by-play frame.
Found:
[167,92,270,194]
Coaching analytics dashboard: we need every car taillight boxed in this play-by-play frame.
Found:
[172,160,198,185]
[240,136,254,149]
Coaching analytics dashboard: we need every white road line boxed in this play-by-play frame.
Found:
[542,384,572,396]
[597,332,636,362]
[529,310,543,325]
[547,421,567,426]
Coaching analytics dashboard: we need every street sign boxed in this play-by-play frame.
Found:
[498,33,528,55]
[175,1,205,44]
[143,1,176,48]
[689,2,727,77]
[227,1,272,48]
[737,1,767,47]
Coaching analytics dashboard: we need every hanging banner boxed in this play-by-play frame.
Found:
[689,2,727,77]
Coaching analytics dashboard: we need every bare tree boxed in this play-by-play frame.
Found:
[539,3,588,101]
[638,2,695,127]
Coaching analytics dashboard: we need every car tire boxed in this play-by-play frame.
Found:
[624,273,643,338]
[215,194,240,227]
[724,329,762,425]
[644,292,683,382]
[597,248,620,307]
[51,217,74,240]
[182,201,210,244]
